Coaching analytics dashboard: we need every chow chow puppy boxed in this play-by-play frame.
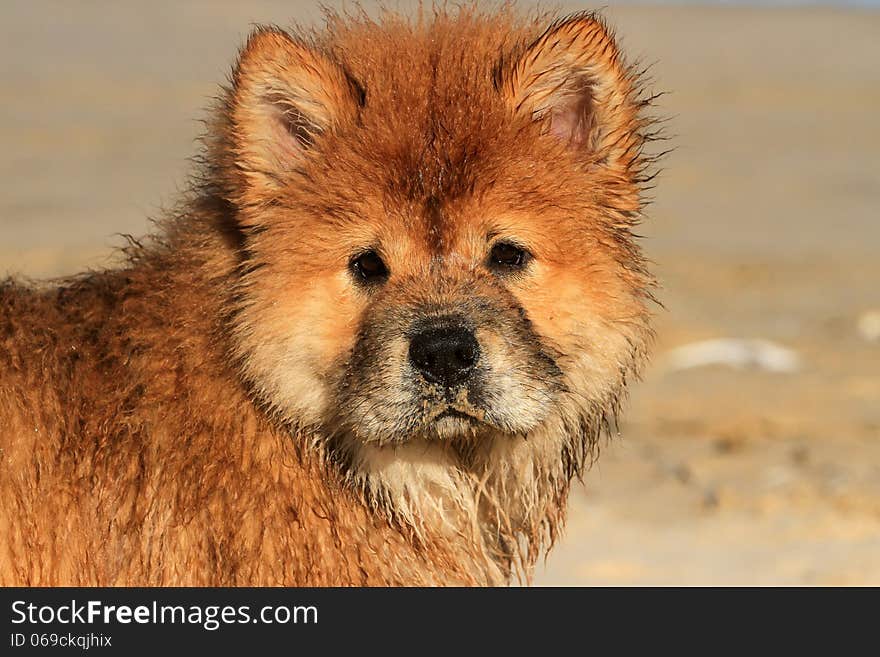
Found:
[0,6,659,585]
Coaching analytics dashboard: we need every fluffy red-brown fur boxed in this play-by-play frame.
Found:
[0,5,659,585]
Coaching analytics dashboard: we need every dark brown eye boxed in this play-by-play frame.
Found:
[489,241,531,271]
[350,250,389,284]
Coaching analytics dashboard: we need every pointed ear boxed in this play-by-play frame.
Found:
[498,14,641,172]
[229,27,362,198]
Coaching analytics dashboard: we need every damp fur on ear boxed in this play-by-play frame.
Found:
[228,26,363,201]
[498,13,645,174]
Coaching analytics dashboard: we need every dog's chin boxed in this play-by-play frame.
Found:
[350,407,500,445]
[420,409,486,440]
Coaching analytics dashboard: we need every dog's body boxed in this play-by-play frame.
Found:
[0,7,658,585]
[0,250,481,585]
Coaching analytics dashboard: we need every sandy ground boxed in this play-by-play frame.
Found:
[2,2,878,585]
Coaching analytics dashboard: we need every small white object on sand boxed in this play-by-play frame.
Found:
[663,338,802,374]
[857,310,880,343]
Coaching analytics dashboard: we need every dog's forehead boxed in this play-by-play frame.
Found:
[314,23,606,261]
[356,94,509,199]
[366,192,485,266]
[336,29,516,192]
[349,134,513,260]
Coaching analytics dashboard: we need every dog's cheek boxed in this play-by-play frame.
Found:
[235,270,365,424]
[304,272,367,371]
[475,328,552,431]
[515,258,642,395]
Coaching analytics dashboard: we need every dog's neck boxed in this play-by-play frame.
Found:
[320,412,602,584]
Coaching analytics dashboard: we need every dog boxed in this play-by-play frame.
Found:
[0,6,659,585]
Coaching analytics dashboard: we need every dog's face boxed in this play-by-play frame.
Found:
[222,13,654,479]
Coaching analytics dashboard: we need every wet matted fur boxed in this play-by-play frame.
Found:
[0,4,662,585]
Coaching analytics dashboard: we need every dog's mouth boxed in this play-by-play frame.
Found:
[420,405,490,440]
[435,408,478,422]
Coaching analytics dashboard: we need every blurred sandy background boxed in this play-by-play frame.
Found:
[2,1,878,585]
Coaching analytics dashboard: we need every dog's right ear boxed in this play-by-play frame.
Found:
[228,27,361,204]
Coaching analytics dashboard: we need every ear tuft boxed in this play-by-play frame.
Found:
[229,26,361,196]
[499,13,642,172]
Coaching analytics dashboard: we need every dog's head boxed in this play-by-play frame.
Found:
[218,10,656,511]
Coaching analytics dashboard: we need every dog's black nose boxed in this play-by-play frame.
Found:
[409,324,479,387]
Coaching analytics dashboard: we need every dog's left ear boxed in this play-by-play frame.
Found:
[498,14,641,173]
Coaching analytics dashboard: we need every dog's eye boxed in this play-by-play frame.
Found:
[350,250,389,284]
[489,241,531,271]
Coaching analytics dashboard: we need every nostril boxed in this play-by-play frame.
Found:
[408,324,480,387]
[455,345,475,366]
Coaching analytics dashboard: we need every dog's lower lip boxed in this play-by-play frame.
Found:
[436,409,476,422]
